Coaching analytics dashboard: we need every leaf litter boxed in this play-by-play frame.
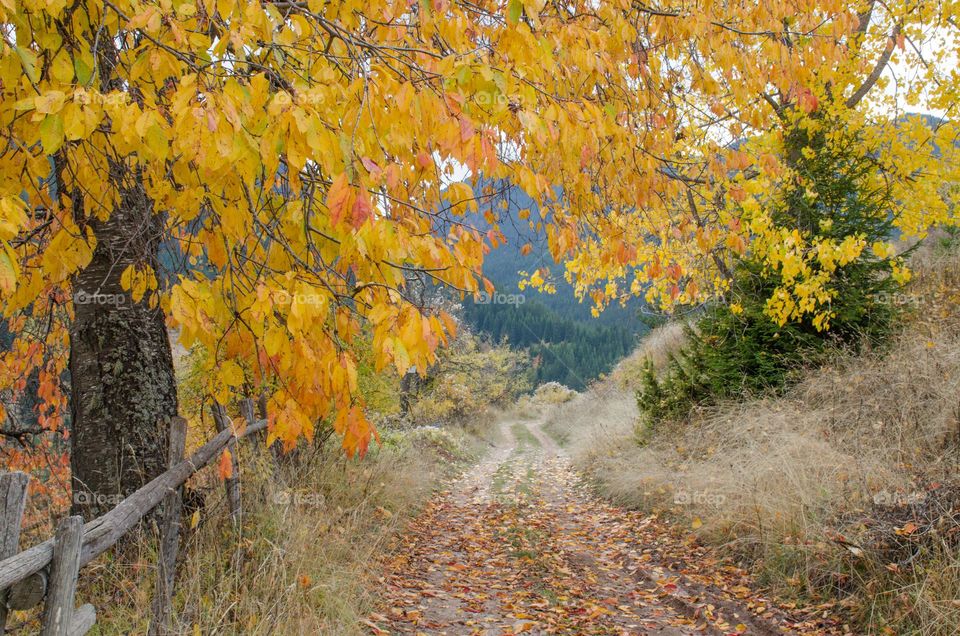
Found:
[370,419,849,635]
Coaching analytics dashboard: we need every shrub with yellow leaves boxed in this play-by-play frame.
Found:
[638,118,912,424]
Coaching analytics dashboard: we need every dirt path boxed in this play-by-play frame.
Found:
[370,418,813,635]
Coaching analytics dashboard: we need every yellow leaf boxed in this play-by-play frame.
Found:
[0,244,18,295]
[35,91,66,115]
[220,360,244,387]
[145,124,169,160]
[14,45,39,84]
[40,114,65,154]
[43,224,95,283]
[74,54,93,84]
[50,53,74,84]
[120,264,133,290]
[62,103,86,141]
[264,326,286,357]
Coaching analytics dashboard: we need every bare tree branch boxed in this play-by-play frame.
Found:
[846,24,901,108]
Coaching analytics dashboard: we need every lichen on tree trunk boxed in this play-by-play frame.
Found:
[69,180,178,520]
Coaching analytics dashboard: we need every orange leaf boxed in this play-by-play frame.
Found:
[326,173,352,226]
[895,522,918,536]
[218,448,233,480]
[438,310,458,340]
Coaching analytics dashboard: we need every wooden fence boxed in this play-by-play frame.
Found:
[0,399,267,635]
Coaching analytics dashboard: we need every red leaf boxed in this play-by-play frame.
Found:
[352,192,373,229]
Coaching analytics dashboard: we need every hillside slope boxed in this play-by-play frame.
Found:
[542,248,960,634]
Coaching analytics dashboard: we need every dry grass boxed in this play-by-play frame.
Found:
[546,249,960,634]
[514,381,577,418]
[610,320,687,387]
[542,321,685,448]
[73,425,481,635]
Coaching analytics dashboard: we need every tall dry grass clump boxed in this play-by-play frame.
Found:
[77,426,477,634]
[543,320,685,450]
[609,321,687,388]
[547,248,960,634]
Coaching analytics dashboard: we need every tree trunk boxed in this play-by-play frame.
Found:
[69,180,178,520]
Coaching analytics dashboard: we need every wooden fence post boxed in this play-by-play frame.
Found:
[250,395,284,480]
[68,604,95,636]
[0,472,29,634]
[240,398,256,445]
[256,394,285,463]
[257,393,268,421]
[211,403,241,523]
[148,417,188,636]
[41,516,87,636]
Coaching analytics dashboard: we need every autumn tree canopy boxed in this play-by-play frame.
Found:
[0,0,957,461]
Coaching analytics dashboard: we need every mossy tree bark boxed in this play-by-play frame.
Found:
[68,178,178,520]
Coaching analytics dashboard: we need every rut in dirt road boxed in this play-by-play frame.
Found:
[369,418,833,635]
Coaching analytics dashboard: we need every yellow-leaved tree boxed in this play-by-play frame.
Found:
[0,0,957,514]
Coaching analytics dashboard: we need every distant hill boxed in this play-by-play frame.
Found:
[455,179,649,390]
[463,179,647,327]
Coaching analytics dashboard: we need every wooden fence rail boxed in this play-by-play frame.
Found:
[0,405,267,634]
